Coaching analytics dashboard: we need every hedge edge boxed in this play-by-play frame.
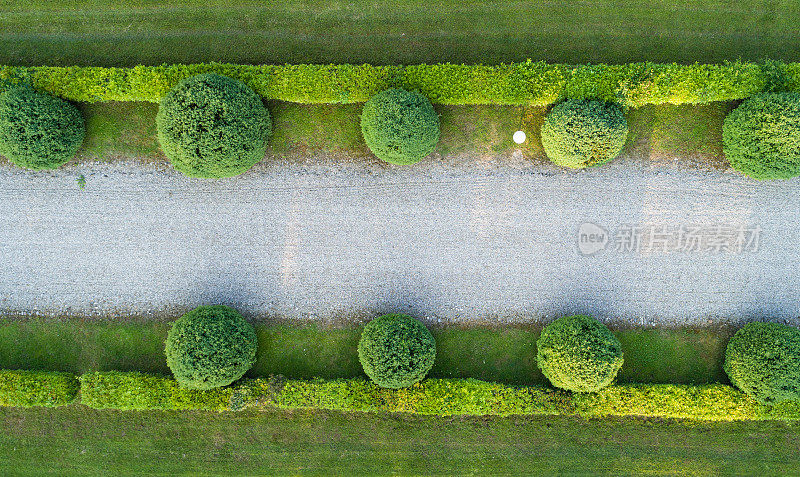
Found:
[1,60,796,107]
[60,372,800,420]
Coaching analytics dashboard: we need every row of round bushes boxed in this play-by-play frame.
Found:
[0,75,441,177]
[536,316,800,403]
[0,81,625,174]
[2,74,799,180]
[0,82,627,173]
[163,306,438,390]
[164,305,800,405]
[540,92,800,180]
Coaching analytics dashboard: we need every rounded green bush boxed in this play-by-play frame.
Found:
[358,313,436,388]
[724,322,800,404]
[156,73,272,178]
[722,93,800,180]
[360,88,440,165]
[541,99,628,169]
[0,86,85,170]
[537,315,623,393]
[165,305,257,390]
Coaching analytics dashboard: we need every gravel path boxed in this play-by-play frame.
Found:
[1,159,799,325]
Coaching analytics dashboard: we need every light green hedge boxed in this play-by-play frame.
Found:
[573,383,800,421]
[271,377,569,416]
[0,369,79,407]
[270,378,800,420]
[79,371,233,411]
[0,61,782,107]
[74,372,800,420]
[3,370,798,420]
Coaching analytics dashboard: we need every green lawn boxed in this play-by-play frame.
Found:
[80,102,161,161]
[1,1,799,66]
[77,100,729,169]
[0,319,732,385]
[625,102,733,168]
[1,405,798,475]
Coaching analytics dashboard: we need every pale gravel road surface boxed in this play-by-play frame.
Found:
[1,160,799,325]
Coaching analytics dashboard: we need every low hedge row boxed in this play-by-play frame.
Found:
[0,61,787,107]
[273,378,800,421]
[4,370,798,421]
[0,369,79,407]
[79,371,232,411]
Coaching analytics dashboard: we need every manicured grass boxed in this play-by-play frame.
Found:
[80,102,161,161]
[2,1,800,66]
[255,325,362,379]
[71,101,728,168]
[437,105,540,159]
[269,102,368,156]
[269,103,547,163]
[626,101,734,168]
[1,405,799,475]
[431,326,540,384]
[0,319,731,385]
[617,328,732,384]
[0,320,170,375]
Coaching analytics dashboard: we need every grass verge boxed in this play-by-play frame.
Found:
[0,319,732,385]
[1,1,800,66]
[1,405,799,475]
[74,100,730,169]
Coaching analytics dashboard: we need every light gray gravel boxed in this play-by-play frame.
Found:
[0,158,798,326]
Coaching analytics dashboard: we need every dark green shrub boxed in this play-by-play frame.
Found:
[724,322,800,404]
[541,99,628,169]
[722,93,800,179]
[537,315,624,393]
[357,313,436,388]
[0,370,79,407]
[156,73,271,178]
[165,305,257,390]
[360,88,440,165]
[0,86,84,170]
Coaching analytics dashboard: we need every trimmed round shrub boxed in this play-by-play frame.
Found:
[541,99,628,169]
[165,305,257,390]
[360,88,440,165]
[0,86,85,170]
[722,93,800,180]
[156,73,272,178]
[358,313,436,388]
[537,315,623,393]
[724,322,800,404]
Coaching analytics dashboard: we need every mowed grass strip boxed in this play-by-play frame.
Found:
[75,100,730,169]
[1,406,799,475]
[0,319,732,385]
[2,1,800,66]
